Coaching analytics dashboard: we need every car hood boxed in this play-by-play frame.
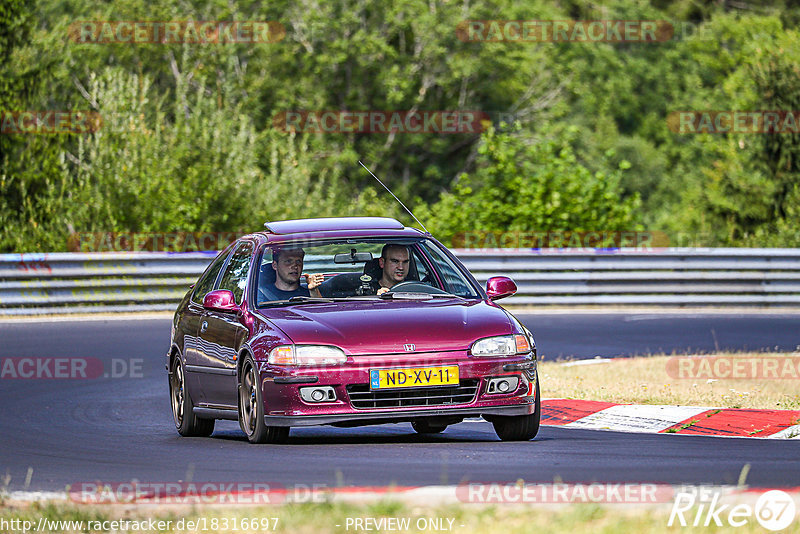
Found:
[257,299,513,355]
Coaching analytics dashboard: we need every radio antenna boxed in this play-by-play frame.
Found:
[359,160,430,234]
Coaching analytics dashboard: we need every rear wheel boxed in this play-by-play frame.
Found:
[412,421,448,434]
[492,378,541,441]
[170,357,215,437]
[238,356,289,444]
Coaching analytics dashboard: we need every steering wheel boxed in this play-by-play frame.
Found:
[387,281,449,295]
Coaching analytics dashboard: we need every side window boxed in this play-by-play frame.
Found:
[218,241,254,304]
[420,242,477,297]
[191,249,231,305]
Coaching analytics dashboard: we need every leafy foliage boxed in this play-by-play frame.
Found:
[418,125,640,244]
[2,0,800,251]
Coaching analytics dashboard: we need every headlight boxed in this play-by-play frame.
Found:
[268,345,347,366]
[296,345,347,365]
[470,334,531,356]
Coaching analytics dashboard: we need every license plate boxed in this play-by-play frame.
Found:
[369,365,459,390]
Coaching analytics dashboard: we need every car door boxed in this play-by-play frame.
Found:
[182,247,233,403]
[195,240,254,408]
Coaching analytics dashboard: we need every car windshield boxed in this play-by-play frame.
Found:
[255,238,479,307]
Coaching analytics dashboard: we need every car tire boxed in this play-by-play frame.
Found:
[411,421,448,434]
[170,357,215,437]
[492,376,541,442]
[238,356,289,444]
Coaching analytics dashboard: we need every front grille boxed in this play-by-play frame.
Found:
[346,380,480,410]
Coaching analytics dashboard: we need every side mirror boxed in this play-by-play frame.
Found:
[485,276,517,301]
[202,289,239,312]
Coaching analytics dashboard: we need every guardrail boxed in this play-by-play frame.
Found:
[1,249,799,314]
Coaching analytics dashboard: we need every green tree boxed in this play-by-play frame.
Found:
[42,59,396,248]
[0,0,65,251]
[666,16,800,245]
[418,125,641,245]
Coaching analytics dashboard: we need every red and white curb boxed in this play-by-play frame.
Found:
[541,399,800,438]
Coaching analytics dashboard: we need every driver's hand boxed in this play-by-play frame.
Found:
[304,273,324,290]
[377,287,389,295]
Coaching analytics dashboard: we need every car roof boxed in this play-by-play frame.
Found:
[248,217,427,244]
[263,217,404,234]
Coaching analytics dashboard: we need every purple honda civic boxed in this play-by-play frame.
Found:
[167,217,539,443]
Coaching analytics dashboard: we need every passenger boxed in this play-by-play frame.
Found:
[261,247,323,301]
[372,244,410,295]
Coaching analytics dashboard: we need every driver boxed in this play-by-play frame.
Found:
[372,244,410,295]
[260,246,324,301]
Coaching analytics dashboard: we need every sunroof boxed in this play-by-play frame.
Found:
[263,217,405,235]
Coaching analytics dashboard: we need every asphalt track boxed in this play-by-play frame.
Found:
[1,312,799,492]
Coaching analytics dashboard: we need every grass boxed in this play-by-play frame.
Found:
[2,499,798,534]
[539,352,800,410]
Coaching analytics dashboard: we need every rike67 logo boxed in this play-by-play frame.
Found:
[669,487,796,531]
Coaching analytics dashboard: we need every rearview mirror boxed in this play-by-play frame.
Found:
[485,276,517,301]
[334,251,374,264]
[202,289,239,312]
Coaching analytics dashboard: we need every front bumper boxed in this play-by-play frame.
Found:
[259,353,537,426]
[262,403,536,427]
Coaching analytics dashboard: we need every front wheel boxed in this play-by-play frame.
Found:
[492,378,541,441]
[170,357,215,437]
[238,356,289,444]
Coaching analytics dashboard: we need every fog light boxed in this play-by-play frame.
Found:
[299,386,337,403]
[486,376,520,395]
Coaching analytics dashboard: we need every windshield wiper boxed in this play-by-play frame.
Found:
[258,296,335,307]
[289,296,334,303]
[378,292,432,300]
[380,291,464,300]
[379,291,468,301]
